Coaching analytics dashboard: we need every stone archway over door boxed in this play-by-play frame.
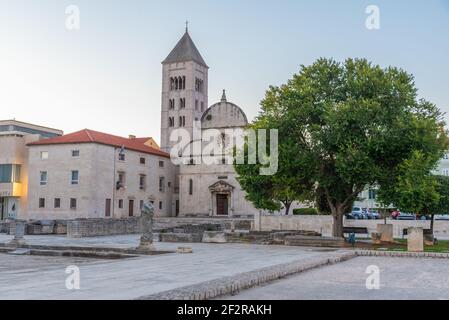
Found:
[208,180,235,216]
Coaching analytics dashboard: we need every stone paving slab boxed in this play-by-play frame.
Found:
[221,256,449,300]
[0,234,349,300]
[138,251,356,300]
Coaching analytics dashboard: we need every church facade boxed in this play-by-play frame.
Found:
[160,30,259,218]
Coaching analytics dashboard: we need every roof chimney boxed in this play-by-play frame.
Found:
[128,135,136,139]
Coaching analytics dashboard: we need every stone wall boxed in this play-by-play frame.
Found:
[255,213,449,238]
[65,217,253,238]
[254,214,334,236]
[67,218,142,238]
[0,221,10,233]
[154,217,253,231]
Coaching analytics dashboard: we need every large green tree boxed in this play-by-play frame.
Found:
[235,134,314,215]
[235,58,448,237]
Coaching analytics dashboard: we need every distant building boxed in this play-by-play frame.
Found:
[0,120,62,220]
[26,129,176,220]
[353,154,449,210]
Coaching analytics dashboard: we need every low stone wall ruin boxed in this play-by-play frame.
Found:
[67,218,142,238]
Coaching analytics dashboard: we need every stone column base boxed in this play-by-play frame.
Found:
[136,240,156,253]
[8,238,26,248]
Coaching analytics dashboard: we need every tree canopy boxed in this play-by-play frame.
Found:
[235,58,448,236]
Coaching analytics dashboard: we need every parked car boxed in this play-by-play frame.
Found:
[350,207,366,220]
[396,212,416,220]
[367,209,381,220]
[417,214,431,221]
[435,215,449,221]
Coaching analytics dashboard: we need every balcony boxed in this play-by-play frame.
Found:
[0,182,22,197]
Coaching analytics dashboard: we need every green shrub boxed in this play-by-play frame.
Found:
[293,208,319,215]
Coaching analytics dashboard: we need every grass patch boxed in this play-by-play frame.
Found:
[350,239,449,253]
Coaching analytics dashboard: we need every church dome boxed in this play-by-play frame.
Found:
[201,90,248,129]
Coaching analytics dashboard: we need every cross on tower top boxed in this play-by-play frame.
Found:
[185,20,189,33]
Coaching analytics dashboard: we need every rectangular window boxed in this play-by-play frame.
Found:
[70,198,77,209]
[139,174,146,191]
[72,150,80,157]
[40,151,48,160]
[140,200,144,210]
[159,177,165,192]
[368,189,377,200]
[40,171,48,186]
[118,199,124,209]
[117,172,126,189]
[71,170,79,185]
[39,198,45,208]
[159,161,164,168]
[129,200,134,217]
[140,157,146,165]
[159,201,163,210]
[118,151,126,161]
[0,164,21,183]
[189,179,193,195]
[105,199,112,217]
[54,198,61,209]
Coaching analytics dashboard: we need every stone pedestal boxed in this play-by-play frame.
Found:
[407,227,424,252]
[136,238,156,253]
[8,220,26,247]
[377,224,394,243]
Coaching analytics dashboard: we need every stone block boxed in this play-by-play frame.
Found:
[284,235,345,248]
[371,232,382,244]
[160,233,200,243]
[377,224,394,243]
[202,231,227,243]
[408,227,424,252]
[176,247,193,254]
[54,224,67,234]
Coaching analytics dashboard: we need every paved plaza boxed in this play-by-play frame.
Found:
[1,234,448,300]
[223,256,449,300]
[0,234,348,300]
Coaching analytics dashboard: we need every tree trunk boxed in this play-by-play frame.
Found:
[430,214,435,235]
[332,210,344,238]
[284,202,292,216]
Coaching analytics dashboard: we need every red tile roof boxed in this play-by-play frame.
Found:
[27,129,170,158]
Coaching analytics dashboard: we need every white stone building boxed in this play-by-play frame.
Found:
[0,120,62,220]
[160,30,259,217]
[27,129,176,219]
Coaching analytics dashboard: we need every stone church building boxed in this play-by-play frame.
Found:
[160,29,258,218]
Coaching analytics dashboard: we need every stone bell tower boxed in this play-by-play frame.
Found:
[160,27,209,153]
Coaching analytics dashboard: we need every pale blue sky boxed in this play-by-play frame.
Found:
[0,0,448,141]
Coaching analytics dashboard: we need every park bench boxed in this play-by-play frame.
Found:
[343,227,369,245]
[343,227,369,236]
[402,228,432,239]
